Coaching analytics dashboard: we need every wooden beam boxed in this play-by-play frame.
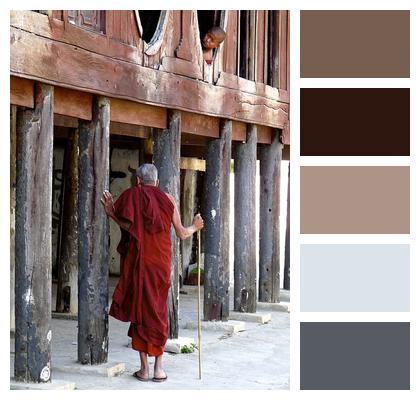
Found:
[257,125,273,144]
[204,120,232,321]
[232,121,247,141]
[259,131,283,303]
[78,96,110,364]
[15,83,53,382]
[54,87,92,121]
[10,11,142,65]
[110,98,166,129]
[234,124,257,313]
[10,26,289,129]
[181,111,219,138]
[10,76,33,108]
[54,114,78,128]
[153,111,181,339]
[110,121,150,138]
[180,157,206,171]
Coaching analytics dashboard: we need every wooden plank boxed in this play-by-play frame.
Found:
[110,98,166,128]
[204,120,232,320]
[110,121,150,138]
[10,76,33,108]
[78,96,110,364]
[234,124,257,313]
[280,11,288,90]
[180,157,206,171]
[259,131,282,302]
[15,83,53,382]
[286,11,290,92]
[10,26,289,129]
[257,125,272,144]
[160,57,202,80]
[54,114,78,128]
[216,72,289,103]
[255,11,265,83]
[54,87,92,120]
[181,111,219,137]
[11,10,142,65]
[223,10,238,74]
[181,133,210,146]
[153,111,181,339]
[232,120,246,141]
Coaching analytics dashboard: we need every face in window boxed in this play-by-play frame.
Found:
[202,33,220,49]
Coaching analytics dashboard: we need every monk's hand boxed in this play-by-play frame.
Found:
[193,213,204,230]
[101,190,114,216]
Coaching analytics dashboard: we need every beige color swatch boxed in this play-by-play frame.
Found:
[301,167,410,234]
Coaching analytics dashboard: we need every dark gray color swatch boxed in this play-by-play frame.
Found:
[300,322,410,390]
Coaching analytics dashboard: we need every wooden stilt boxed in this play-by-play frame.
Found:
[203,120,232,321]
[15,83,54,382]
[197,230,202,380]
[259,130,283,302]
[283,161,290,290]
[153,110,181,339]
[10,105,17,333]
[78,96,110,364]
[234,124,257,312]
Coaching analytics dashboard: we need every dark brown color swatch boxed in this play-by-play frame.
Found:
[301,11,410,77]
[300,88,410,156]
[300,166,410,234]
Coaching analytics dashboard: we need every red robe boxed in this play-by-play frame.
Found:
[109,185,174,348]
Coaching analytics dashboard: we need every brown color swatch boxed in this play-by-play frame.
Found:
[301,11,410,78]
[300,166,410,234]
[300,88,410,156]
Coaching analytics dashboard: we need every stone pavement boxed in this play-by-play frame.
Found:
[10,281,290,390]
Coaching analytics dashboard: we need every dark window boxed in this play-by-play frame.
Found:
[264,11,279,88]
[67,10,106,33]
[197,11,221,42]
[138,11,162,43]
[238,11,256,80]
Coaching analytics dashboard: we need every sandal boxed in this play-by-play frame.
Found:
[133,371,149,382]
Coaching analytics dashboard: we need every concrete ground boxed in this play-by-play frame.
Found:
[10,279,289,390]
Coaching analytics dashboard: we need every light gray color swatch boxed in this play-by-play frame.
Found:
[301,244,410,312]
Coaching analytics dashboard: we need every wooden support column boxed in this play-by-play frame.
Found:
[153,110,181,338]
[15,83,54,382]
[10,105,17,333]
[283,162,290,290]
[259,130,283,302]
[55,129,79,314]
[234,124,257,313]
[181,169,197,284]
[203,120,232,321]
[78,97,110,364]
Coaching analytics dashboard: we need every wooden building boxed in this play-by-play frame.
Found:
[10,10,290,383]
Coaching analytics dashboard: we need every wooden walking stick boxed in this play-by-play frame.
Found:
[197,229,202,379]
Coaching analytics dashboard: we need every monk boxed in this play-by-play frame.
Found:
[101,163,204,382]
[202,26,226,64]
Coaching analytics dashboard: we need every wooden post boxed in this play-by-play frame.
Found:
[203,120,232,320]
[153,110,181,338]
[234,124,257,313]
[283,161,290,290]
[181,169,197,284]
[259,130,283,302]
[15,83,54,382]
[78,96,110,364]
[55,129,79,314]
[10,105,17,333]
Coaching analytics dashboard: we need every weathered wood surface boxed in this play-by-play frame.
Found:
[153,111,181,338]
[10,10,143,65]
[259,131,283,302]
[10,76,34,108]
[78,96,110,364]
[234,125,257,313]
[15,83,53,382]
[180,157,206,172]
[204,120,232,320]
[54,87,92,121]
[10,26,289,129]
[181,111,219,138]
[222,10,238,75]
[55,129,79,314]
[10,106,17,332]
[181,169,197,284]
[280,11,289,91]
[283,162,290,290]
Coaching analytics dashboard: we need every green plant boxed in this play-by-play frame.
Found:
[180,343,198,353]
